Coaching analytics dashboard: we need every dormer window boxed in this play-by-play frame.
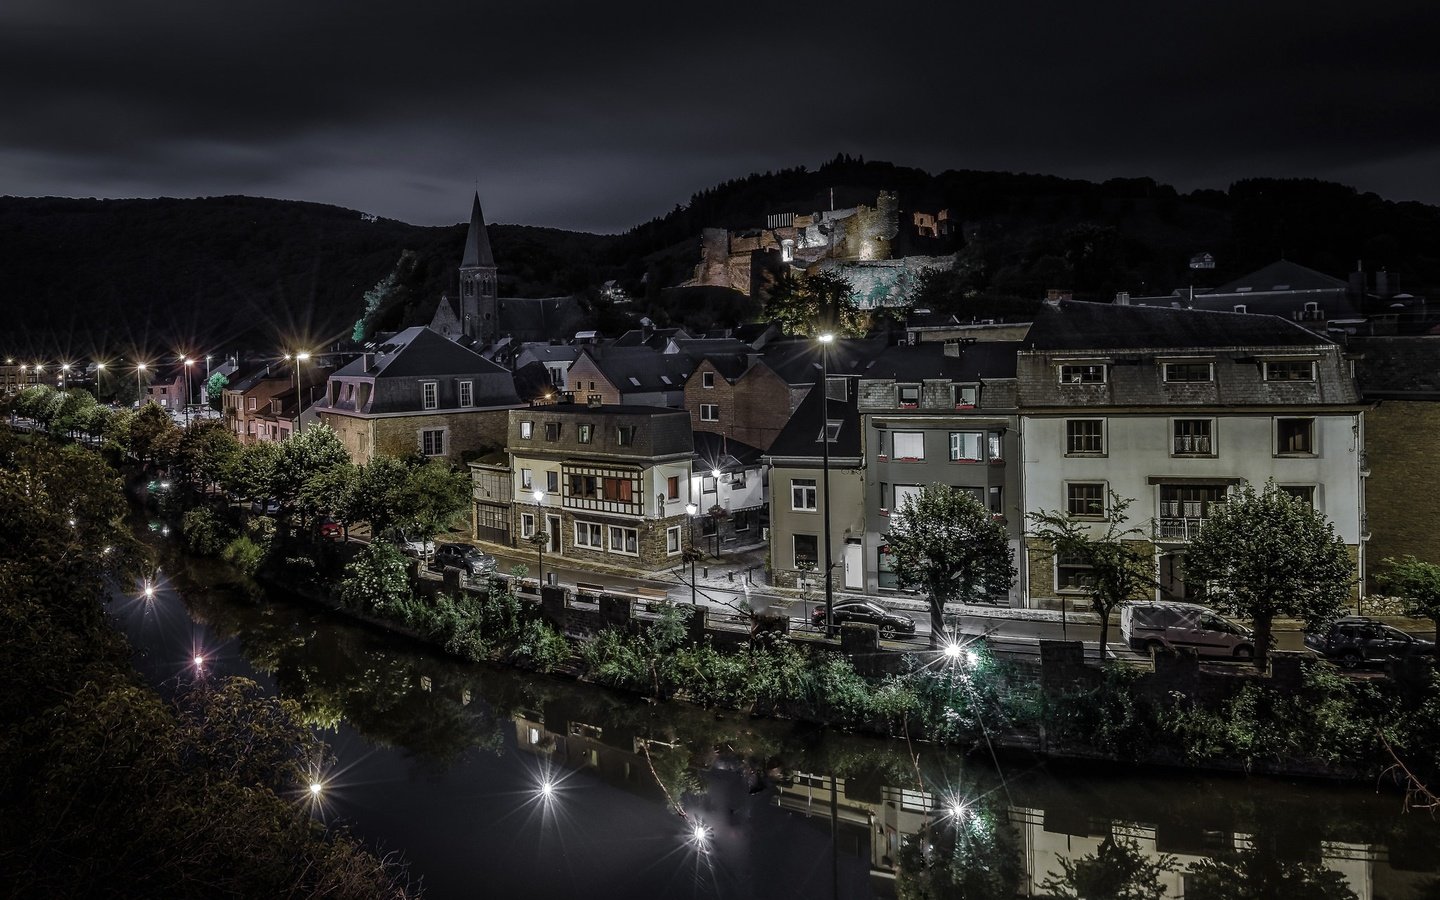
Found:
[1059,364,1107,384]
[1163,362,1213,383]
[520,421,534,440]
[898,383,921,408]
[616,425,635,446]
[953,384,978,408]
[1264,360,1316,382]
[421,381,438,410]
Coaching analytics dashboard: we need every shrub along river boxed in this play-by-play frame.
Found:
[113,538,1440,899]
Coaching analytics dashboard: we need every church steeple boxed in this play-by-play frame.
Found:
[457,191,498,344]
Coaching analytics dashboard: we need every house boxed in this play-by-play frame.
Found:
[248,365,332,443]
[504,404,694,571]
[1126,260,1365,335]
[682,353,802,452]
[314,326,522,464]
[563,346,693,407]
[1348,335,1440,585]
[143,364,190,411]
[858,341,1024,603]
[514,343,584,392]
[223,362,298,444]
[688,432,767,555]
[1018,301,1368,608]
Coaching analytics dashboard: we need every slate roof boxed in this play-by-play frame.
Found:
[1349,336,1440,398]
[761,336,890,384]
[765,380,862,461]
[613,327,687,348]
[333,326,509,378]
[1129,260,1362,323]
[861,341,1020,381]
[1217,260,1348,293]
[692,431,764,471]
[581,346,695,392]
[460,192,495,269]
[1026,301,1327,351]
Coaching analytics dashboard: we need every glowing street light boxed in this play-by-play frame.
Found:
[135,362,148,405]
[309,781,324,797]
[193,654,205,668]
[817,331,836,635]
[183,358,194,424]
[531,488,547,586]
[689,822,711,851]
[944,642,962,660]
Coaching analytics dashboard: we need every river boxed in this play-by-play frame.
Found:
[112,537,1440,899]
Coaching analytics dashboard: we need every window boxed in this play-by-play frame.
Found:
[569,474,600,499]
[700,403,719,422]
[1164,362,1213,383]
[601,476,634,502]
[421,429,444,457]
[608,526,639,556]
[577,424,592,444]
[574,522,603,548]
[1276,417,1315,454]
[616,426,635,446]
[949,431,983,462]
[546,470,559,493]
[520,421,534,440]
[1173,419,1214,455]
[702,475,717,493]
[1056,550,1095,592]
[987,432,1004,462]
[733,510,751,532]
[544,422,561,441]
[458,380,473,407]
[729,470,746,488]
[892,431,925,460]
[1280,485,1316,508]
[793,534,818,568]
[791,478,817,510]
[1059,363,1106,384]
[898,383,921,408]
[1066,419,1105,455]
[422,382,438,410]
[666,526,682,554]
[701,371,715,388]
[988,486,1004,516]
[520,468,533,489]
[893,484,922,513]
[1265,360,1316,382]
[1066,482,1106,518]
[818,420,841,443]
[1233,304,1248,313]
[825,377,847,401]
[520,513,535,538]
[667,475,680,500]
[249,397,257,410]
[953,384,978,408]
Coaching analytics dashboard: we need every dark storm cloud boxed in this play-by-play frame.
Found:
[3,0,1438,231]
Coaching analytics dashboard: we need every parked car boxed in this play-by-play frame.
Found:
[316,516,342,540]
[249,497,283,516]
[810,601,916,639]
[1303,617,1434,667]
[1121,601,1255,660]
[429,543,497,576]
[379,528,432,560]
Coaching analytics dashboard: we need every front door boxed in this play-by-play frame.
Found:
[546,514,562,555]
[843,540,863,589]
[1159,552,1187,601]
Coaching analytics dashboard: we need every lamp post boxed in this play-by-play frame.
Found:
[685,502,699,604]
[287,351,311,434]
[709,468,722,558]
[817,332,835,636]
[60,363,70,391]
[94,362,106,399]
[531,488,546,586]
[135,362,147,407]
[183,358,194,425]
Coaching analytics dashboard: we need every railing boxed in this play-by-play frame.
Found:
[1155,517,1207,541]
[1172,435,1212,454]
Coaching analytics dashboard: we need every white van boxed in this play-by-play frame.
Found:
[1120,601,1255,660]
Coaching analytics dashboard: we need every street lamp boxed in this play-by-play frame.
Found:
[817,332,836,636]
[183,358,194,425]
[60,362,70,390]
[531,488,546,586]
[709,467,723,558]
[135,362,147,407]
[685,502,699,604]
[287,351,311,433]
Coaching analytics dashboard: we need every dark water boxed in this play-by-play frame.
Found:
[113,547,1440,900]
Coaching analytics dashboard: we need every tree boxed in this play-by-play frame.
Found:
[1184,847,1357,900]
[885,485,1016,647]
[338,540,412,613]
[1183,482,1353,669]
[226,440,283,502]
[205,371,229,410]
[341,455,414,534]
[395,461,471,554]
[1377,556,1440,659]
[762,270,868,337]
[1040,835,1176,900]
[127,402,181,466]
[1029,492,1156,661]
[274,423,351,516]
[175,419,241,492]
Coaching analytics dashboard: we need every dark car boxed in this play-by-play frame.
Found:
[810,601,916,639]
[429,542,497,577]
[1304,617,1435,667]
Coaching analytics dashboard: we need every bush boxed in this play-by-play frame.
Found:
[337,541,411,613]
[221,535,267,577]
[181,507,234,556]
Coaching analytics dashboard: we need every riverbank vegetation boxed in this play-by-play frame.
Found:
[0,429,413,897]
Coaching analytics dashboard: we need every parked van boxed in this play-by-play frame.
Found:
[1120,601,1255,660]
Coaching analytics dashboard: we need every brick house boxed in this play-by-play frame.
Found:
[223,363,298,444]
[505,403,694,572]
[144,364,190,411]
[683,356,805,452]
[315,326,522,465]
[563,346,693,407]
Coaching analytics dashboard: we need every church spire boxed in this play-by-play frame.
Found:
[461,191,495,269]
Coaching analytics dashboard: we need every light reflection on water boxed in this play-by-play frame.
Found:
[111,549,1440,900]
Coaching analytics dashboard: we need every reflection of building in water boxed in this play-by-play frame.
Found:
[511,710,673,805]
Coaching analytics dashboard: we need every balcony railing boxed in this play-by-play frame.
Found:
[1172,435,1212,454]
[1155,516,1207,541]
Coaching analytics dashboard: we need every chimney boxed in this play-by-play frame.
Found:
[587,394,604,408]
[1114,291,1130,306]
[1376,269,1393,297]
[1348,260,1365,296]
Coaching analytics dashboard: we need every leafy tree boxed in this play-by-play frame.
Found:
[885,484,1015,647]
[274,423,351,516]
[127,402,181,466]
[1184,482,1352,669]
[205,371,229,410]
[762,270,868,336]
[1029,492,1156,660]
[1184,847,1357,900]
[1377,555,1440,658]
[181,507,235,556]
[341,455,414,534]
[175,419,241,491]
[352,250,418,342]
[338,540,412,614]
[53,389,98,438]
[1040,835,1176,900]
[227,440,283,503]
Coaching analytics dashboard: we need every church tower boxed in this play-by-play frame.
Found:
[458,192,498,344]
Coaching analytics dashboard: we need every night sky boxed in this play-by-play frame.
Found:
[4,0,1438,233]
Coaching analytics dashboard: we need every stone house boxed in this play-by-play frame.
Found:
[505,404,695,572]
[1018,302,1369,608]
[858,341,1024,604]
[314,326,522,465]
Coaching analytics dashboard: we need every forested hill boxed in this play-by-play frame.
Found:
[6,159,1440,355]
[0,195,608,357]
